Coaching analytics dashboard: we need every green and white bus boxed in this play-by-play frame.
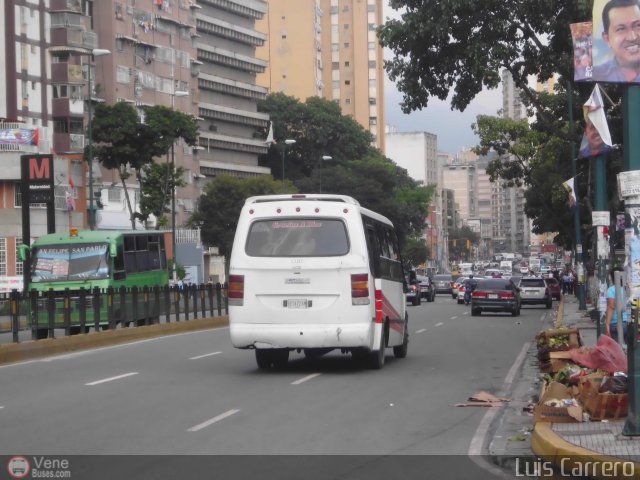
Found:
[19,229,170,338]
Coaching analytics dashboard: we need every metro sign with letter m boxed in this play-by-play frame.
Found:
[21,154,54,203]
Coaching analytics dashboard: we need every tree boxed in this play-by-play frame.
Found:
[89,103,198,229]
[402,236,429,270]
[188,175,295,261]
[138,162,187,228]
[449,227,479,259]
[378,1,626,252]
[377,1,591,118]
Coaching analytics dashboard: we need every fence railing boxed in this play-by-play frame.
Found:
[0,283,229,344]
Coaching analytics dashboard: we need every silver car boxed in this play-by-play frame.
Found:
[517,277,552,309]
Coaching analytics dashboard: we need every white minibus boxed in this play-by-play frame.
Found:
[228,194,409,370]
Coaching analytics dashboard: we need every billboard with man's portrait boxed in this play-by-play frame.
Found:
[591,0,640,83]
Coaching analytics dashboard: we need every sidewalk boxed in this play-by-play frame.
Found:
[530,294,640,476]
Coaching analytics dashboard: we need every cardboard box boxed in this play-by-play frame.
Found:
[534,381,582,423]
[539,351,575,374]
[537,328,581,351]
[578,374,628,420]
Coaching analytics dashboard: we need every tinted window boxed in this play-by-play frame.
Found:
[477,280,513,291]
[433,275,451,281]
[246,218,349,257]
[520,279,546,288]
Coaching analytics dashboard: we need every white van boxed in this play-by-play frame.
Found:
[228,194,409,370]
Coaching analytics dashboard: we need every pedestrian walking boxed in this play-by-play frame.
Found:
[604,267,630,345]
[562,270,571,295]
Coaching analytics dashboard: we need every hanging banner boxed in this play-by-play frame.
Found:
[0,128,39,145]
[562,176,578,209]
[578,85,614,159]
[570,22,594,81]
[591,0,640,83]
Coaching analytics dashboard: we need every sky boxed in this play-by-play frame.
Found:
[381,4,503,155]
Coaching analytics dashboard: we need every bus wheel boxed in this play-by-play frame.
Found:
[255,350,273,370]
[35,329,48,340]
[69,326,89,335]
[393,316,409,359]
[369,330,386,369]
[272,349,289,369]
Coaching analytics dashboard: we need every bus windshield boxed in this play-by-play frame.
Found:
[30,243,110,282]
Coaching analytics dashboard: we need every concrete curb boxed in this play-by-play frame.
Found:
[531,296,640,479]
[531,423,640,480]
[0,316,229,365]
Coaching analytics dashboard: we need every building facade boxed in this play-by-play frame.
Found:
[256,0,386,152]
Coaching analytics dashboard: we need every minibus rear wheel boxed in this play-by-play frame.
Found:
[255,349,273,369]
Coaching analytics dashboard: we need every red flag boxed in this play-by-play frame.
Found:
[69,177,75,189]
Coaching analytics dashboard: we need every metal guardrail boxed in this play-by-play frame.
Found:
[0,283,229,343]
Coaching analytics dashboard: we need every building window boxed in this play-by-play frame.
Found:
[368,23,377,31]
[368,5,375,12]
[332,80,339,89]
[0,238,6,275]
[345,80,350,85]
[369,97,376,105]
[332,62,339,70]
[368,60,376,68]
[282,35,287,39]
[343,24,349,29]
[345,61,350,67]
[343,42,349,48]
[15,238,23,276]
[369,117,377,125]
[369,79,377,87]
[331,43,339,52]
[330,6,338,13]
[368,42,376,50]
[345,98,351,104]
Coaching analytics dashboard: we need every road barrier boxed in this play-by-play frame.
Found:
[0,283,229,343]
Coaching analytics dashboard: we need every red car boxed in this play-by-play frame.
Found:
[544,277,562,301]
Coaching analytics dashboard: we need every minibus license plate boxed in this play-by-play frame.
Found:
[487,294,498,299]
[287,299,308,309]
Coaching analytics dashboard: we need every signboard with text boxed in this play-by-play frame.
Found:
[618,171,640,198]
[22,154,54,203]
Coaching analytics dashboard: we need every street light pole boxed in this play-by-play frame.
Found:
[85,48,110,230]
[170,90,189,283]
[319,155,332,193]
[281,139,296,185]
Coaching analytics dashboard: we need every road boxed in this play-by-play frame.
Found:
[0,294,552,478]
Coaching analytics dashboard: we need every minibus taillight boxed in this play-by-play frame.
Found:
[351,273,370,305]
[228,274,244,306]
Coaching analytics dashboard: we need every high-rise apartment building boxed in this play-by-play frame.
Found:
[256,0,386,152]
[496,70,530,254]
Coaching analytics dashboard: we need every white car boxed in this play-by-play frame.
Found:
[484,269,502,278]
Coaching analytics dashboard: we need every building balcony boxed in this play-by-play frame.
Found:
[196,14,266,46]
[198,72,266,100]
[198,132,269,155]
[51,63,84,83]
[197,0,266,20]
[50,0,82,12]
[196,45,266,73]
[199,103,269,128]
[50,27,97,51]
[53,133,84,153]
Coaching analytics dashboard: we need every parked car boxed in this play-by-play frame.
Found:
[470,278,521,316]
[417,275,436,302]
[433,274,453,295]
[518,277,552,309]
[405,275,421,306]
[545,277,562,301]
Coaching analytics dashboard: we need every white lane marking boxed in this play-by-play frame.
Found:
[39,328,230,363]
[187,409,240,432]
[435,322,444,327]
[468,341,530,479]
[0,406,4,409]
[85,372,139,386]
[415,328,427,334]
[0,359,40,370]
[463,311,469,315]
[291,373,321,385]
[450,316,458,320]
[189,351,222,360]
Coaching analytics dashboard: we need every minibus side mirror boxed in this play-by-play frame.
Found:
[109,243,117,257]
[17,244,29,262]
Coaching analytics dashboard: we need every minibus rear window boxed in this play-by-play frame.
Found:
[246,219,349,257]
